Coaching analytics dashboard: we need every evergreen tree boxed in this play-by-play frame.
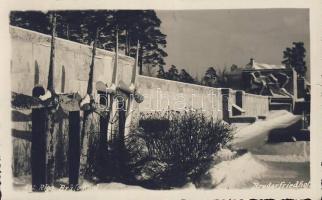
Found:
[110,10,167,75]
[230,64,238,72]
[157,65,166,79]
[179,69,194,83]
[166,65,179,81]
[202,67,218,87]
[10,11,51,34]
[282,42,307,77]
[10,10,168,75]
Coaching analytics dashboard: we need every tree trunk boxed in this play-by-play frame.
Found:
[47,13,56,93]
[66,24,70,40]
[80,28,99,179]
[125,29,129,56]
[86,29,98,96]
[97,93,110,180]
[139,45,143,75]
[46,12,57,187]
[117,97,127,179]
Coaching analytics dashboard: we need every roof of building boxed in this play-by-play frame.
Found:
[245,58,286,70]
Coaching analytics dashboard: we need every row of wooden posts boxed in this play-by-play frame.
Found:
[12,13,143,191]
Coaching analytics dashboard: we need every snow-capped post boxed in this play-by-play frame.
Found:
[31,86,47,192]
[221,88,230,123]
[11,12,83,191]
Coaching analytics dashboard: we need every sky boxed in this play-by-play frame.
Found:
[156,9,310,79]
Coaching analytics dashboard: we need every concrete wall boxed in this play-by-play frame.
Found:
[10,26,270,121]
[242,92,269,117]
[135,76,223,120]
[10,26,270,176]
[10,26,135,96]
[134,76,270,122]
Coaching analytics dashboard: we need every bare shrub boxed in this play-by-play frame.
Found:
[125,110,234,188]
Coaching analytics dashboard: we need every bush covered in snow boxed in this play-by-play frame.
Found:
[125,110,234,188]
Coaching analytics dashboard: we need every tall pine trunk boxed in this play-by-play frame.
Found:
[46,12,57,186]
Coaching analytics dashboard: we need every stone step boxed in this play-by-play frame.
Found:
[270,97,293,104]
[229,116,257,123]
[269,102,292,112]
[258,115,266,120]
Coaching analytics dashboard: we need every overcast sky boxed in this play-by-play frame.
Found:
[156,9,310,79]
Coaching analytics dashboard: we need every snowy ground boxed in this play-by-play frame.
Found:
[195,110,310,189]
[13,110,310,190]
[231,110,302,150]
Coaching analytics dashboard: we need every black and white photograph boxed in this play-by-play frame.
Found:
[1,1,320,199]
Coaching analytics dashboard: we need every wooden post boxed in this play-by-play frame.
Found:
[68,111,81,190]
[221,88,230,123]
[31,108,47,191]
[46,114,57,186]
[31,86,46,191]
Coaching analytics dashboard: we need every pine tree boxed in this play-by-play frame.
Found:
[166,65,179,81]
[10,10,168,76]
[202,67,218,87]
[179,69,195,83]
[282,42,307,78]
[157,65,166,79]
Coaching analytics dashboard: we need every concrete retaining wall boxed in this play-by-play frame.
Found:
[135,75,223,120]
[10,26,270,176]
[10,26,270,122]
[243,92,269,117]
[10,26,134,96]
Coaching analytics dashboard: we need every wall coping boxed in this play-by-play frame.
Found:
[138,75,269,99]
[10,25,135,63]
[138,75,222,91]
